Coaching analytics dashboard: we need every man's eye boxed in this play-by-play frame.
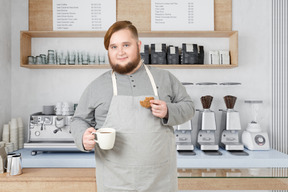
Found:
[124,44,129,47]
[111,46,117,49]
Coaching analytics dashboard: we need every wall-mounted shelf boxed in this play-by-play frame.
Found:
[20,30,238,69]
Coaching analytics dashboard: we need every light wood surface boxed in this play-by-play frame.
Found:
[1,168,288,191]
[20,64,236,69]
[29,0,232,31]
[178,178,288,190]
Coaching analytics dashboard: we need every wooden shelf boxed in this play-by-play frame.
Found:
[21,30,237,38]
[22,64,237,69]
[20,31,238,69]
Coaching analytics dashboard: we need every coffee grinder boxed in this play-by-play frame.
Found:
[196,95,222,155]
[219,95,248,155]
[175,120,195,155]
[242,100,270,150]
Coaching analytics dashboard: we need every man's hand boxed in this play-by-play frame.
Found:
[150,99,168,119]
[83,127,96,151]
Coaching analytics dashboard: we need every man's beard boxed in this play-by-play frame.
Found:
[109,53,141,74]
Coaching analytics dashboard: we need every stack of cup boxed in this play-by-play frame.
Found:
[62,102,74,115]
[5,143,14,153]
[55,102,75,116]
[17,118,24,149]
[2,124,10,143]
[55,102,63,115]
[47,50,55,64]
[10,119,18,151]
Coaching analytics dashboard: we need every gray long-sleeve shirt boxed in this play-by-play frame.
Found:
[71,64,195,151]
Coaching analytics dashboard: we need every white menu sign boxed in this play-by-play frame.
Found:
[53,0,116,31]
[151,0,214,31]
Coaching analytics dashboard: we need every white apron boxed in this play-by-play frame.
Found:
[95,65,177,192]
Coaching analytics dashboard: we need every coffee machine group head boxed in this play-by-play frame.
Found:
[220,95,244,151]
[197,95,220,151]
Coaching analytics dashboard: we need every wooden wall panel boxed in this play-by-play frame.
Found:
[117,0,151,32]
[215,0,232,31]
[29,0,53,31]
[29,0,232,31]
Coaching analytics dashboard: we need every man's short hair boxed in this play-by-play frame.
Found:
[104,20,139,50]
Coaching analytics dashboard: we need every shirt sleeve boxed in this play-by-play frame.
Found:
[70,84,96,152]
[161,72,195,126]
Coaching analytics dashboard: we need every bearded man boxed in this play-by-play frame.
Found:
[71,20,195,192]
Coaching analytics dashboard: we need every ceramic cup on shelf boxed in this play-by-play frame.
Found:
[98,54,106,65]
[35,56,42,64]
[68,50,76,65]
[28,56,35,64]
[40,54,47,64]
[82,51,89,65]
[57,50,67,65]
[42,105,55,115]
[47,50,55,64]
[62,102,74,115]
[54,102,63,116]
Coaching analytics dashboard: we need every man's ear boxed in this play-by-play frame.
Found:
[138,40,142,52]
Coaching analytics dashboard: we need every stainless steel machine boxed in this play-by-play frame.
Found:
[196,95,222,155]
[174,120,196,155]
[242,100,270,150]
[24,112,78,155]
[219,96,248,155]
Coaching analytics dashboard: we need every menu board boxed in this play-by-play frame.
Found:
[151,0,214,31]
[53,0,116,31]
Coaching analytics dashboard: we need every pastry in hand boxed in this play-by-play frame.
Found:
[140,97,154,108]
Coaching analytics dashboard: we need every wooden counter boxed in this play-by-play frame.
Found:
[1,168,96,192]
[1,168,288,191]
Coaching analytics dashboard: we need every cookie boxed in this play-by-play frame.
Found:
[140,97,154,108]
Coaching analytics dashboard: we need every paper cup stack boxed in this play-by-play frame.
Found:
[10,118,18,151]
[2,124,10,143]
[17,117,24,149]
[55,102,75,116]
[5,143,14,153]
[62,102,74,115]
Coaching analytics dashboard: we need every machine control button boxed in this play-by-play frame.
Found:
[35,131,40,136]
[255,135,265,146]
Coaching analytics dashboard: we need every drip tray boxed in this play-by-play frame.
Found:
[203,150,222,156]
[228,150,249,156]
[178,150,196,156]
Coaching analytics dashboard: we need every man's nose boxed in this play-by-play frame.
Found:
[118,47,125,54]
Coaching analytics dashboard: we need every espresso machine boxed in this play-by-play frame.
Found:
[219,95,248,155]
[24,112,77,155]
[174,120,195,155]
[197,95,221,155]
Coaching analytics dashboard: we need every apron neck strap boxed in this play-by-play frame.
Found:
[111,64,158,96]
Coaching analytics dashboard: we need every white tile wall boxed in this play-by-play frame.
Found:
[0,0,11,139]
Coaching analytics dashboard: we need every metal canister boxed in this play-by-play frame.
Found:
[9,153,22,176]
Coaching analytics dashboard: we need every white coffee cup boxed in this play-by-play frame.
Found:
[92,128,116,150]
[55,102,63,115]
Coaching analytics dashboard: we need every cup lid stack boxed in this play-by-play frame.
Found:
[2,124,10,143]
[10,119,18,151]
[17,118,24,149]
